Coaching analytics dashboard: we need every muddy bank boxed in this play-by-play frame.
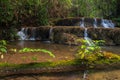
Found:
[0,63,120,80]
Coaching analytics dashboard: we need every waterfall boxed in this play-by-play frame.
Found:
[84,28,88,37]
[17,27,38,40]
[101,19,109,28]
[17,28,26,40]
[93,18,97,28]
[17,27,54,41]
[101,19,115,28]
[84,28,95,46]
[49,27,53,41]
[109,20,115,28]
[80,17,85,28]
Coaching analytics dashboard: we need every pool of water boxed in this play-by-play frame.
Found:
[3,41,119,64]
[3,41,77,64]
[102,46,120,54]
[8,41,120,54]
[8,41,77,55]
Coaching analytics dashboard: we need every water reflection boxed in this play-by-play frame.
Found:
[102,46,120,54]
[8,41,77,55]
[8,41,120,54]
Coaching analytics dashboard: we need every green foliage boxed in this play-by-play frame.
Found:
[93,40,105,46]
[75,39,120,65]
[0,0,14,24]
[12,0,49,26]
[19,48,55,58]
[47,0,72,17]
[0,40,7,59]
[0,0,47,39]
[0,0,72,26]
[71,0,117,18]
[76,39,102,59]
[0,40,7,53]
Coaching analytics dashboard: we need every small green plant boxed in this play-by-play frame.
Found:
[19,48,55,58]
[0,40,7,53]
[0,40,7,59]
[76,39,120,65]
[76,39,103,59]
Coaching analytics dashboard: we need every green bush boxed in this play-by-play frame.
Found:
[75,39,103,59]
[75,39,120,65]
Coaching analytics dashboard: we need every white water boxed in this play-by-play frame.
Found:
[93,18,97,28]
[101,19,115,28]
[109,20,115,28]
[17,28,36,40]
[17,27,54,41]
[17,28,26,40]
[80,17,85,28]
[49,27,53,40]
[84,28,95,46]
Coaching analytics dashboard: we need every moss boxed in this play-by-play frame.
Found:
[0,53,120,70]
[0,59,83,70]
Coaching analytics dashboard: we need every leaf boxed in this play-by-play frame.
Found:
[80,53,85,59]
[0,48,7,53]
[81,45,86,49]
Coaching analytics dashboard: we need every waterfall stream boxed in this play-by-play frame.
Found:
[84,28,95,46]
[93,18,97,28]
[80,17,85,28]
[101,19,115,28]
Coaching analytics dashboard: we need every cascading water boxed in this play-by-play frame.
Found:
[84,28,95,46]
[84,28,88,37]
[101,19,115,28]
[80,17,85,28]
[17,28,26,40]
[93,18,97,28]
[79,18,95,46]
[49,27,53,41]
[17,27,39,40]
[109,20,115,28]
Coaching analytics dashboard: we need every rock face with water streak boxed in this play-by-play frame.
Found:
[17,26,120,45]
[54,17,115,28]
[17,26,51,41]
[53,27,120,45]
